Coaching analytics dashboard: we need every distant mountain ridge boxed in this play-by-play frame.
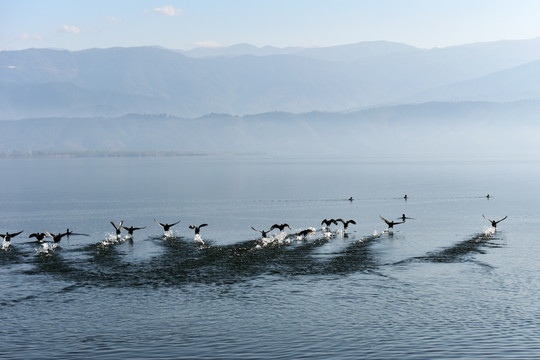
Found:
[2,38,540,120]
[1,100,539,156]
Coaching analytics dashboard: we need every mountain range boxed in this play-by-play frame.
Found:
[2,38,540,120]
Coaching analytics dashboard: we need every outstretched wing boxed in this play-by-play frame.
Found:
[496,216,508,224]
[347,220,357,225]
[170,220,181,227]
[269,224,281,231]
[110,221,119,230]
[251,226,263,233]
[154,219,165,228]
[379,215,391,226]
[11,230,24,238]
[482,214,493,223]
[199,224,208,228]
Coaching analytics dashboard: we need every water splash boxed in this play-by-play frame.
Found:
[2,240,11,250]
[194,234,204,245]
[35,242,58,255]
[483,227,496,237]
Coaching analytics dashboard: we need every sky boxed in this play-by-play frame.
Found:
[2,0,540,51]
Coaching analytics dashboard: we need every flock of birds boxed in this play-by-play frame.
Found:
[1,210,508,248]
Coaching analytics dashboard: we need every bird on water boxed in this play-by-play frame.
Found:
[110,221,124,237]
[336,218,356,230]
[46,231,68,243]
[29,232,47,242]
[121,225,146,236]
[379,215,404,229]
[154,219,180,232]
[483,215,507,228]
[252,226,270,238]
[1,230,24,243]
[189,224,208,235]
[269,223,291,232]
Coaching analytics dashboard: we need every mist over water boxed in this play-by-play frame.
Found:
[1,155,540,359]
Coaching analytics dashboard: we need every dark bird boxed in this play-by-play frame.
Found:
[29,232,47,242]
[321,219,338,229]
[379,215,404,229]
[295,228,316,238]
[154,219,180,232]
[45,231,68,243]
[1,230,24,242]
[404,195,408,200]
[486,194,491,199]
[399,214,414,221]
[189,224,208,235]
[269,223,291,232]
[252,226,270,238]
[483,215,507,228]
[121,225,146,235]
[65,228,89,239]
[348,197,354,202]
[110,221,124,237]
[336,218,356,230]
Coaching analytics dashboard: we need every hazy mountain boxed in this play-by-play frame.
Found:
[2,39,540,120]
[408,59,540,103]
[1,101,538,157]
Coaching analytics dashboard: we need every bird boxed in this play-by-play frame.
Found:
[1,230,24,243]
[379,215,404,229]
[110,221,124,237]
[29,232,47,242]
[45,231,68,243]
[269,223,291,232]
[486,194,491,199]
[65,228,89,239]
[348,197,354,202]
[404,195,408,200]
[399,214,414,221]
[252,226,270,238]
[189,224,208,235]
[336,218,356,230]
[321,219,338,229]
[121,225,146,236]
[483,215,507,228]
[154,219,180,232]
[295,228,316,239]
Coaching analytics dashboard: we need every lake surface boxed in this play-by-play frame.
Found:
[1,155,540,359]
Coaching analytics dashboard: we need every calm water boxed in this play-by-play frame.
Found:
[1,155,540,359]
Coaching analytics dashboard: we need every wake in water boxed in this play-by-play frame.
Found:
[100,233,130,246]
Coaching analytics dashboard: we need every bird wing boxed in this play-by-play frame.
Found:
[11,230,24,237]
[154,219,165,228]
[482,214,493,223]
[110,221,119,230]
[269,224,280,231]
[496,216,508,223]
[379,215,391,225]
[170,220,181,227]
[251,226,262,233]
[199,224,208,228]
[347,220,357,225]
[335,218,345,225]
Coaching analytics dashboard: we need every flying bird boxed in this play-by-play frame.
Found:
[483,215,507,228]
[65,228,89,239]
[1,230,24,242]
[46,231,68,243]
[269,223,291,232]
[321,219,338,229]
[379,215,404,229]
[336,219,356,230]
[252,226,270,238]
[29,232,47,242]
[110,221,124,237]
[189,224,208,235]
[121,225,146,235]
[154,219,180,232]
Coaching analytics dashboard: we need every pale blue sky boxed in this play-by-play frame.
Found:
[2,0,540,51]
